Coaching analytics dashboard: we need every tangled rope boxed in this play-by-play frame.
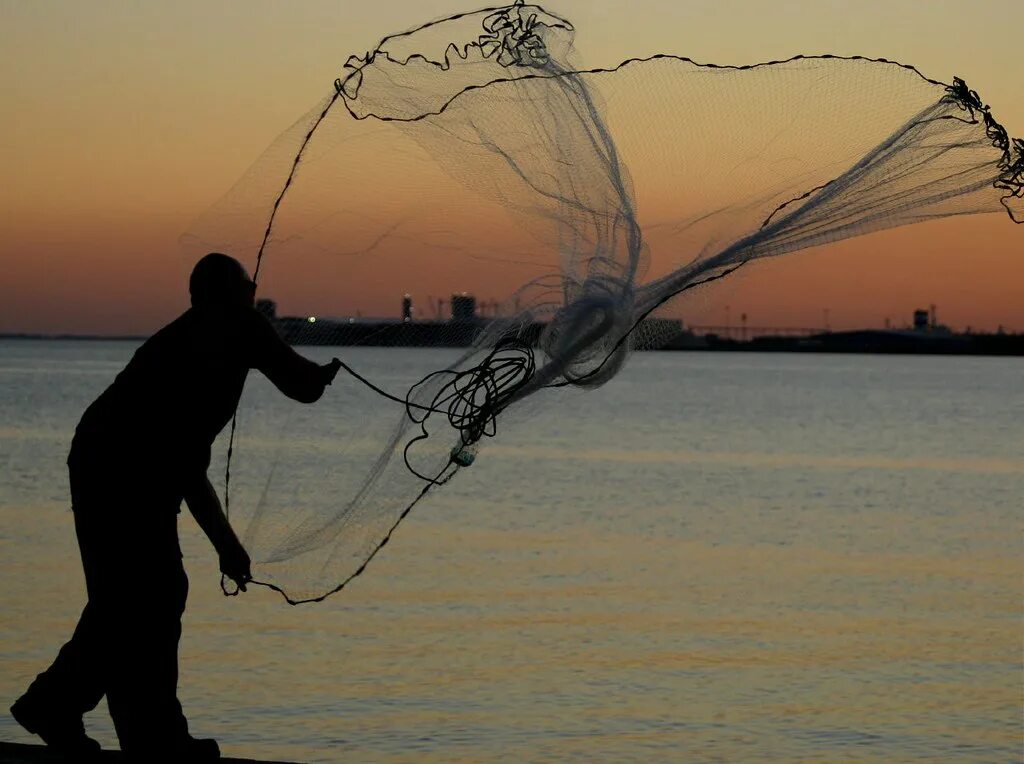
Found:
[333,335,537,483]
[402,336,536,482]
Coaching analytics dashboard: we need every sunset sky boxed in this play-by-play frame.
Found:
[1,0,1020,335]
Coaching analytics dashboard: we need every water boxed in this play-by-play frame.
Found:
[1,339,1021,762]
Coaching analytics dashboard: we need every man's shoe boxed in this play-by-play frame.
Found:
[162,736,220,761]
[124,735,220,763]
[10,695,102,755]
[181,737,220,760]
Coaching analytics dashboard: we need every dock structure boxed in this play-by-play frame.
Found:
[0,741,300,764]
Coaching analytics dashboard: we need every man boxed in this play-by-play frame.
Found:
[11,253,340,760]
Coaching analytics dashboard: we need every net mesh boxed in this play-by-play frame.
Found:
[185,1,1022,603]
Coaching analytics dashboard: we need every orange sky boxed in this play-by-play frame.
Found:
[1,0,1020,335]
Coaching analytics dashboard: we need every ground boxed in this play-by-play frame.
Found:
[0,741,299,764]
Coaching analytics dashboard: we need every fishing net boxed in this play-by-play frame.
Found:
[185,2,1022,603]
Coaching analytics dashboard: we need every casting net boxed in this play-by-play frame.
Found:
[186,2,1022,603]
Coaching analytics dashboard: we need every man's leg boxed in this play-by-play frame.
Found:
[14,601,106,716]
[11,509,107,752]
[103,522,193,754]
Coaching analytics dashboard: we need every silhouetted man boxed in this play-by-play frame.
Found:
[11,253,340,760]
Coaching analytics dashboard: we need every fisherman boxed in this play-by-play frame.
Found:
[11,253,340,760]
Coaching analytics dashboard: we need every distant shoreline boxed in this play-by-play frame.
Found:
[3,329,1022,357]
[0,333,147,342]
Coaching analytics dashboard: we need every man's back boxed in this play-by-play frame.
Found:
[72,306,324,486]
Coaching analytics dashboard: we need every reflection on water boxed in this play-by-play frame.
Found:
[0,341,1020,762]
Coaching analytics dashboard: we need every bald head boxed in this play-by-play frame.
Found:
[189,253,255,310]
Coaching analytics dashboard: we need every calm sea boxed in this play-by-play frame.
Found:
[1,340,1021,763]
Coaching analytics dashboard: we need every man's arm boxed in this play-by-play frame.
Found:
[183,474,252,592]
[249,311,341,403]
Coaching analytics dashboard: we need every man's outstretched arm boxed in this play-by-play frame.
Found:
[183,474,252,592]
[250,311,341,403]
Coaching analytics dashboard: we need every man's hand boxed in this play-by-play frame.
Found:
[184,474,252,591]
[322,358,342,386]
[219,539,252,593]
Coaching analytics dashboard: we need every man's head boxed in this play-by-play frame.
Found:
[189,253,256,310]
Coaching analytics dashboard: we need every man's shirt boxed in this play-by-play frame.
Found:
[70,307,326,493]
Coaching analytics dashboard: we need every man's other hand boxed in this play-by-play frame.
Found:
[323,358,342,386]
[219,541,252,593]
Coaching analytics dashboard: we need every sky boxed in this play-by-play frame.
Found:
[1,0,1021,335]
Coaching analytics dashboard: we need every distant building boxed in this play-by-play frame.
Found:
[401,294,413,322]
[913,306,952,335]
[450,293,476,322]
